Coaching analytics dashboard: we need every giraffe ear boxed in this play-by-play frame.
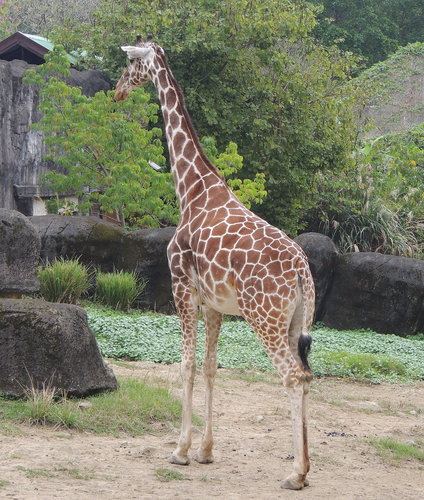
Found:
[121,46,150,60]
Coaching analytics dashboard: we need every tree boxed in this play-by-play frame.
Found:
[0,0,17,40]
[309,0,424,67]
[7,0,101,37]
[24,45,176,227]
[24,45,265,227]
[52,0,359,234]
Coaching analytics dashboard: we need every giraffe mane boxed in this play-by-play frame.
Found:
[155,47,224,181]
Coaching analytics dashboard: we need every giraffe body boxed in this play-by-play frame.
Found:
[115,38,315,490]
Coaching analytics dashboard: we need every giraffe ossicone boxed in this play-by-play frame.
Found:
[115,36,315,491]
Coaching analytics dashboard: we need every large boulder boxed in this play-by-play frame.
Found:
[0,209,40,297]
[294,232,339,320]
[30,215,126,269]
[30,215,175,312]
[0,298,118,397]
[321,252,424,336]
[124,227,176,311]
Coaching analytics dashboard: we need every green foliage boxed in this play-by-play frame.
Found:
[0,378,185,435]
[310,0,424,67]
[52,0,359,234]
[201,137,267,209]
[308,124,424,256]
[24,45,266,226]
[8,0,101,37]
[355,43,424,108]
[85,305,424,383]
[95,270,146,311]
[38,258,90,304]
[24,46,177,228]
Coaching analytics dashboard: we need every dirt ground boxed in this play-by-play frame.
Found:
[0,360,423,500]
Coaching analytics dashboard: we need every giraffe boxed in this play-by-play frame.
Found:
[115,35,315,490]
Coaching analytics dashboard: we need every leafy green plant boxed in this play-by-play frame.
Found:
[201,136,267,209]
[309,123,424,257]
[95,270,146,311]
[38,258,90,304]
[23,46,175,228]
[318,205,420,256]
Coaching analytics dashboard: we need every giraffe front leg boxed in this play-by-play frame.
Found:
[193,307,222,464]
[169,283,198,466]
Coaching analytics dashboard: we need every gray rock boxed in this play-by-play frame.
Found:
[30,214,126,269]
[294,232,339,320]
[0,298,118,397]
[0,209,40,296]
[125,227,176,312]
[321,252,424,336]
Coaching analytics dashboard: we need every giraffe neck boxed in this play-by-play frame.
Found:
[150,54,227,209]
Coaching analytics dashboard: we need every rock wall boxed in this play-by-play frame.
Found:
[30,215,424,335]
[0,59,111,212]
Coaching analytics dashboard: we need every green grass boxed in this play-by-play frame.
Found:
[155,468,186,482]
[0,378,188,436]
[95,270,146,311]
[55,466,94,480]
[17,466,55,478]
[85,304,424,383]
[370,438,424,463]
[38,257,90,304]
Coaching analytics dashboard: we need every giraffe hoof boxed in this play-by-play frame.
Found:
[193,452,214,464]
[281,476,306,490]
[169,453,190,466]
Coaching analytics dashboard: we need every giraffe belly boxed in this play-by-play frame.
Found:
[202,287,241,316]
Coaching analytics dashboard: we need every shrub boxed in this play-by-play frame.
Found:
[38,258,90,304]
[95,270,146,311]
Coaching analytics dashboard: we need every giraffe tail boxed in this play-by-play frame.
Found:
[297,273,313,374]
[298,332,312,373]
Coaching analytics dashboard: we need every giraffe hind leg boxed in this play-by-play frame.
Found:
[244,309,311,490]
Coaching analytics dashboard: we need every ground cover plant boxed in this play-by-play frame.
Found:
[86,305,424,384]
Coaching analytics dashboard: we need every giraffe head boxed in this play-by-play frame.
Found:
[114,35,162,101]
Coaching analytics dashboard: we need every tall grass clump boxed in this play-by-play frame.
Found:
[95,270,146,311]
[38,257,90,304]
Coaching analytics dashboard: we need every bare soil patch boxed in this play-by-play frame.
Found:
[1,361,423,499]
